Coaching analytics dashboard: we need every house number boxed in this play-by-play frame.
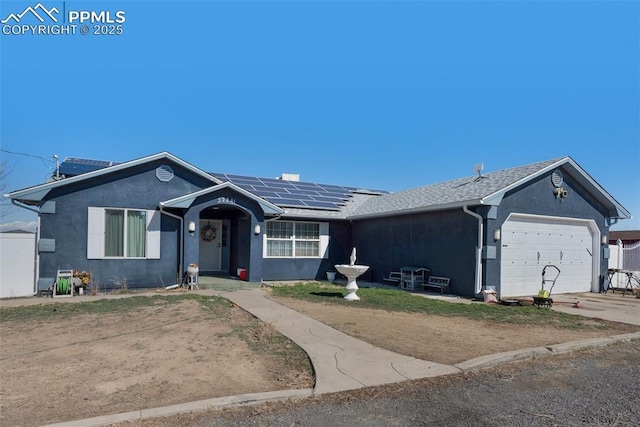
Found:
[217,197,236,205]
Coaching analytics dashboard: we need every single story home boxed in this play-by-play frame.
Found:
[5,152,630,298]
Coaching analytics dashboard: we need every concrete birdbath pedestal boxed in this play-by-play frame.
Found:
[335,248,369,301]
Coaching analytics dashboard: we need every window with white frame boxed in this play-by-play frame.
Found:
[105,209,147,257]
[265,221,328,258]
[87,207,161,259]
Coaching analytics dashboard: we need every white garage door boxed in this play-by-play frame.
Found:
[500,214,597,298]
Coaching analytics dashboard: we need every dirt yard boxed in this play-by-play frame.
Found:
[267,293,640,365]
[1,291,638,427]
[0,296,313,427]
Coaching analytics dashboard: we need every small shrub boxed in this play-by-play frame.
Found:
[87,273,101,296]
[113,276,129,293]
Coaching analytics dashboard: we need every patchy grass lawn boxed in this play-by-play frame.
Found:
[271,283,608,330]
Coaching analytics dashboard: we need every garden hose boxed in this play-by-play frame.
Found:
[57,277,70,294]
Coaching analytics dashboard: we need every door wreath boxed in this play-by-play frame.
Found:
[200,224,217,242]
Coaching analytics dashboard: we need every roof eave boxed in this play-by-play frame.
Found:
[4,190,49,205]
[348,199,484,220]
[279,210,348,220]
[480,157,570,206]
[562,158,632,219]
[160,182,284,216]
[6,152,222,203]
[479,156,631,220]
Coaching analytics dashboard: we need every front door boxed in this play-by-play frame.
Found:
[199,220,222,272]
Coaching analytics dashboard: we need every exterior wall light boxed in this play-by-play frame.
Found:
[188,221,196,233]
[493,229,501,242]
[601,235,608,245]
[254,224,261,235]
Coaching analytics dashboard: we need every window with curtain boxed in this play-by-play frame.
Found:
[266,221,320,257]
[105,209,146,257]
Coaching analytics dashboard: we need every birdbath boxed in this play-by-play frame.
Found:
[335,248,369,301]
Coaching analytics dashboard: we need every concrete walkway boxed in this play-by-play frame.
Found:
[220,289,460,394]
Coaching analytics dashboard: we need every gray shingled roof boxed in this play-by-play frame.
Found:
[8,153,630,221]
[281,193,379,220]
[350,157,567,218]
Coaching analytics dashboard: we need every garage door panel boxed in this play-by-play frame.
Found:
[500,216,595,298]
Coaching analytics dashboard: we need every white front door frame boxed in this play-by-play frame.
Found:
[198,219,222,272]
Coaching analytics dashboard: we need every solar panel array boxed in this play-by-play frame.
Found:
[57,158,385,211]
[59,157,116,177]
[211,173,382,211]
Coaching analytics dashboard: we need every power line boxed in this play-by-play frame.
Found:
[0,149,55,168]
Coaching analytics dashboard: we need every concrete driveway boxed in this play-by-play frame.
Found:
[551,292,640,326]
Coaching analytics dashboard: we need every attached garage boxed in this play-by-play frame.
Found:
[350,156,630,297]
[500,214,599,298]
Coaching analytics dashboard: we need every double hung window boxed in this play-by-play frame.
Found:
[265,221,327,258]
[87,207,160,259]
[104,209,147,257]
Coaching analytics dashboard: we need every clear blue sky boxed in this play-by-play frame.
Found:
[1,0,639,230]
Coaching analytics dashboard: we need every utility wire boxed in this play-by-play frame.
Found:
[0,148,55,168]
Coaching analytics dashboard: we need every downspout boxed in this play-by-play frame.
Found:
[463,205,483,296]
[10,199,39,214]
[264,214,283,224]
[607,218,618,289]
[259,214,283,282]
[11,199,40,296]
[158,203,183,283]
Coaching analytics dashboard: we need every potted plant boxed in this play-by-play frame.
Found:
[326,270,336,283]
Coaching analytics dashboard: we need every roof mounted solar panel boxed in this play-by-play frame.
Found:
[282,193,314,200]
[321,192,351,199]
[304,201,342,210]
[268,197,309,205]
[252,189,281,198]
[309,195,347,203]
[211,170,386,211]
[59,157,116,177]
[226,174,258,180]
[287,189,322,196]
[259,180,295,189]
[228,178,262,186]
[290,183,321,189]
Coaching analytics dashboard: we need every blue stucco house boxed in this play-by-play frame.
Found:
[6,152,630,298]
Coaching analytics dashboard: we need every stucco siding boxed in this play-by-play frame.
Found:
[352,210,478,296]
[183,187,266,282]
[37,160,210,289]
[484,167,609,291]
[262,221,351,281]
[21,155,623,296]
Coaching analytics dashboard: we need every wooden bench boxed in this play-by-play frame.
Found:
[424,276,450,294]
[383,271,402,285]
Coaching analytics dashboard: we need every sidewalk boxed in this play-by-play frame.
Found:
[219,289,460,394]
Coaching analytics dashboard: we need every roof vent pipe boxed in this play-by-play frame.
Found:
[53,154,60,180]
[276,173,300,182]
[463,205,483,296]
